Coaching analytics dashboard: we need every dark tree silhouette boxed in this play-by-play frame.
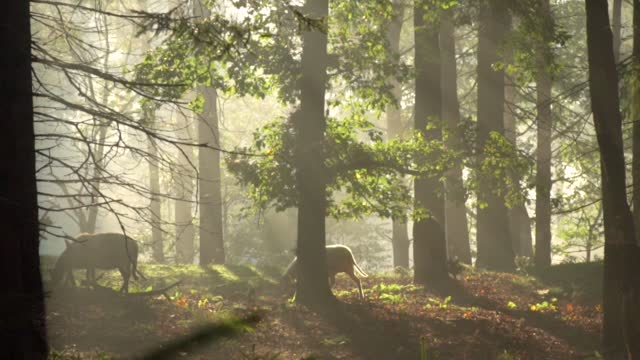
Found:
[386,0,411,269]
[413,0,449,285]
[534,0,553,270]
[475,0,515,272]
[584,0,640,357]
[441,8,472,265]
[0,1,48,357]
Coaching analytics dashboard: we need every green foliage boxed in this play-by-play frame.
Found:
[529,299,558,313]
[553,203,603,263]
[134,10,274,103]
[369,283,419,295]
[496,350,517,360]
[424,295,453,310]
[500,0,570,84]
[379,293,405,305]
[329,0,410,112]
[472,132,532,209]
[227,113,456,220]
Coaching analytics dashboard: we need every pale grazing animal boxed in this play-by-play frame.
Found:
[283,244,368,299]
[51,233,141,292]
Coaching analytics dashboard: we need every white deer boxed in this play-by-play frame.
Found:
[283,244,368,299]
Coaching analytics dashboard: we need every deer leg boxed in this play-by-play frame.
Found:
[119,267,130,293]
[65,269,75,287]
[347,271,364,299]
[86,268,96,286]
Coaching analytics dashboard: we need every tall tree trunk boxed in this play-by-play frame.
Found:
[174,111,195,264]
[193,0,225,266]
[294,0,333,306]
[612,0,622,63]
[633,0,640,247]
[413,0,449,285]
[630,0,640,357]
[440,9,472,265]
[475,0,515,272]
[632,0,640,243]
[198,86,225,265]
[0,1,48,356]
[503,16,533,258]
[146,105,164,263]
[386,0,410,269]
[585,1,640,357]
[535,0,553,270]
[83,125,108,233]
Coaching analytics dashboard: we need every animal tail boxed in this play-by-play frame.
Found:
[130,242,142,280]
[283,257,297,282]
[131,256,139,280]
[352,256,368,278]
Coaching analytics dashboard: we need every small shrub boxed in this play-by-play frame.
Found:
[514,256,534,275]
[393,266,412,278]
[497,350,517,360]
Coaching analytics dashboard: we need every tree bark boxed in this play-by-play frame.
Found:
[503,16,533,258]
[585,1,640,357]
[294,0,334,306]
[0,1,48,357]
[535,0,553,270]
[174,111,195,264]
[386,0,411,269]
[440,9,472,265]
[413,0,449,285]
[198,86,225,265]
[146,105,165,263]
[612,0,622,63]
[83,125,109,233]
[193,0,225,266]
[632,0,640,247]
[475,0,515,272]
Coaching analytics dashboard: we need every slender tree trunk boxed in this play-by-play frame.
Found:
[440,9,472,265]
[585,1,640,357]
[413,0,449,285]
[193,0,225,266]
[475,0,515,272]
[83,125,108,233]
[174,111,195,264]
[294,0,333,306]
[198,86,225,265]
[633,0,640,247]
[503,16,533,258]
[386,0,410,269]
[535,0,553,270]
[630,0,640,357]
[612,0,622,63]
[0,1,48,357]
[146,106,164,263]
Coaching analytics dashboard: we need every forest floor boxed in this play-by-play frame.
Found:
[43,259,604,360]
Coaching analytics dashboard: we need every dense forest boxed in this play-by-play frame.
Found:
[1,0,640,358]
